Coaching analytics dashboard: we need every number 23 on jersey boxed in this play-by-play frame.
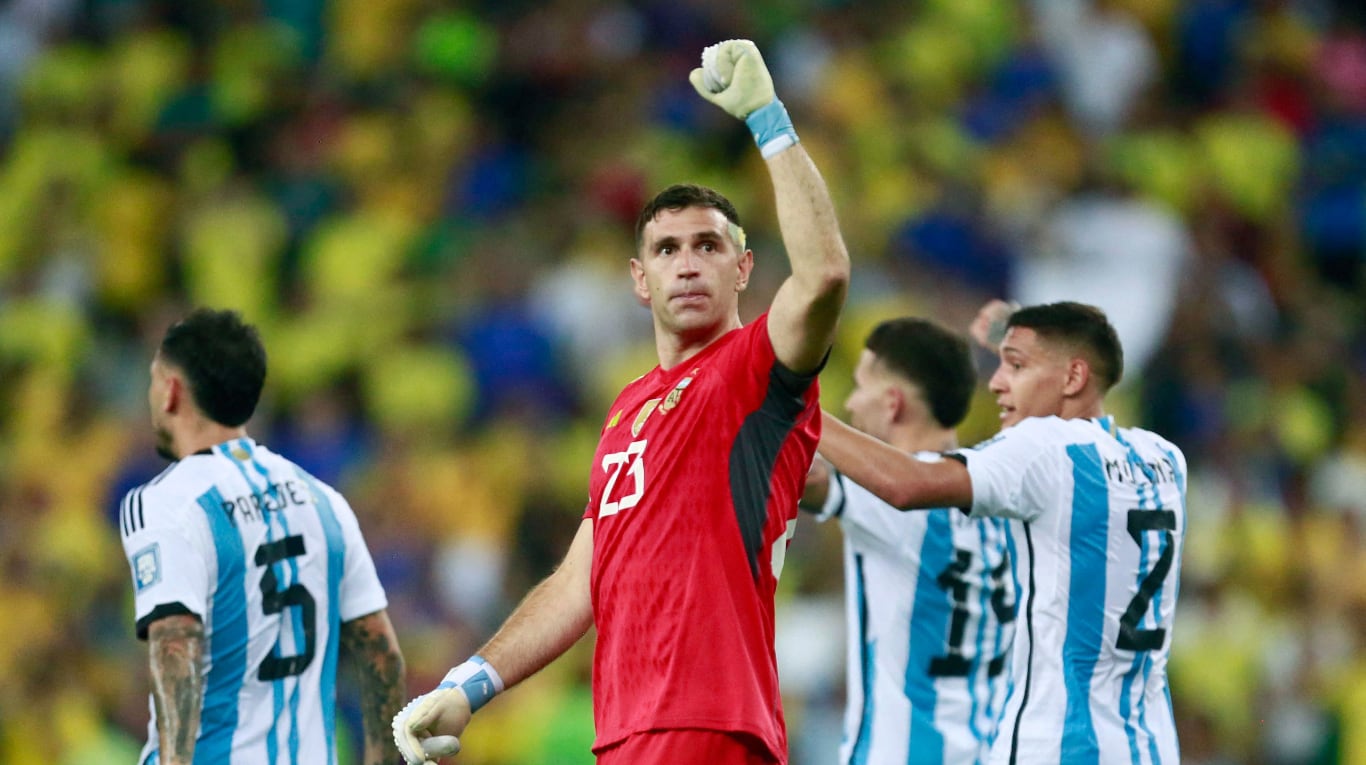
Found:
[600,440,647,517]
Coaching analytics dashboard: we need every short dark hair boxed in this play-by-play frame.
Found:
[633,183,742,250]
[1007,301,1123,391]
[865,317,977,429]
[159,308,267,427]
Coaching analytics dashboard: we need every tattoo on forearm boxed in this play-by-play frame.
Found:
[340,615,405,764]
[149,616,205,763]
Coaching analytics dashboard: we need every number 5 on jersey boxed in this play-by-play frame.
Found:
[600,440,647,517]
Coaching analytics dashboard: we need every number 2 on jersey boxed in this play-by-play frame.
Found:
[1116,508,1176,652]
[600,440,647,517]
[256,535,317,680]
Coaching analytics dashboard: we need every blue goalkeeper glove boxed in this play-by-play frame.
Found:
[392,656,504,764]
[689,39,799,159]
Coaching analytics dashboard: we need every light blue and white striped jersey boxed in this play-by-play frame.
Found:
[959,415,1186,765]
[119,437,388,765]
[817,454,1015,765]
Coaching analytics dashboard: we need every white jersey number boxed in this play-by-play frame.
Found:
[599,440,647,518]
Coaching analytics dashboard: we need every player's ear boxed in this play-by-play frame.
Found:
[1062,356,1090,397]
[629,258,651,306]
[885,385,905,422]
[735,248,754,292]
[164,373,186,414]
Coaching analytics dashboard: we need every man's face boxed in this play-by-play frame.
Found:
[987,326,1070,429]
[844,349,898,442]
[631,206,752,340]
[148,356,177,460]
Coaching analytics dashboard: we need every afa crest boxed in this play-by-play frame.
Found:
[659,369,698,415]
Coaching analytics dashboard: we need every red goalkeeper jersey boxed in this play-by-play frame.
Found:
[583,313,821,760]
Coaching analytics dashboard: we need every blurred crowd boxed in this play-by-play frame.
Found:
[1,0,1365,763]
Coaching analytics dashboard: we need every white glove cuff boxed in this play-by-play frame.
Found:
[438,656,505,712]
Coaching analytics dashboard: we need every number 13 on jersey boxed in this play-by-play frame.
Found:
[600,440,647,517]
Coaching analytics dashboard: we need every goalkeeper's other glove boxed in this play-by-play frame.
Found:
[689,39,799,159]
[392,656,504,764]
[392,697,461,765]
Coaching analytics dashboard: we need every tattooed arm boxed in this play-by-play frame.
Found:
[340,609,406,765]
[148,614,206,765]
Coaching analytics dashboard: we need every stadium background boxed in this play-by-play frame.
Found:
[1,0,1364,762]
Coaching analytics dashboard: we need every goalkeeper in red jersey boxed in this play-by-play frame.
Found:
[393,39,851,765]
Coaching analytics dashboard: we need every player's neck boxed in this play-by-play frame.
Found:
[1060,392,1105,422]
[173,417,250,460]
[655,314,742,370]
[891,424,957,455]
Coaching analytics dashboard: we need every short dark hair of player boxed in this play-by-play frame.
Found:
[159,308,267,427]
[865,317,977,429]
[634,183,743,251]
[1006,301,1124,392]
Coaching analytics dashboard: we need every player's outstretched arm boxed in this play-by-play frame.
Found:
[818,411,973,511]
[799,455,834,511]
[690,39,850,374]
[148,614,206,765]
[340,609,406,765]
[394,519,595,764]
[474,517,594,686]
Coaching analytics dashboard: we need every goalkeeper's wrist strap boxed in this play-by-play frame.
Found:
[437,656,504,713]
[745,98,799,159]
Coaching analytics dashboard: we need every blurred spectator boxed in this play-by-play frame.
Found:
[1031,0,1158,136]
[1013,165,1190,379]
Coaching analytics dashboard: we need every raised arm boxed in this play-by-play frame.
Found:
[393,518,595,764]
[764,146,851,373]
[148,614,206,765]
[339,609,406,765]
[819,411,973,511]
[969,299,1018,351]
[690,39,849,373]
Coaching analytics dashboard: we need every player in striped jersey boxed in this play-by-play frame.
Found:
[119,309,406,765]
[801,318,1014,765]
[818,302,1186,765]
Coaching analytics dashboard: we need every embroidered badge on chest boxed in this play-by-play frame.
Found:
[632,398,661,437]
[659,369,698,415]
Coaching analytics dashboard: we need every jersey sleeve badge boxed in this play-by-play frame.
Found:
[132,543,162,592]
